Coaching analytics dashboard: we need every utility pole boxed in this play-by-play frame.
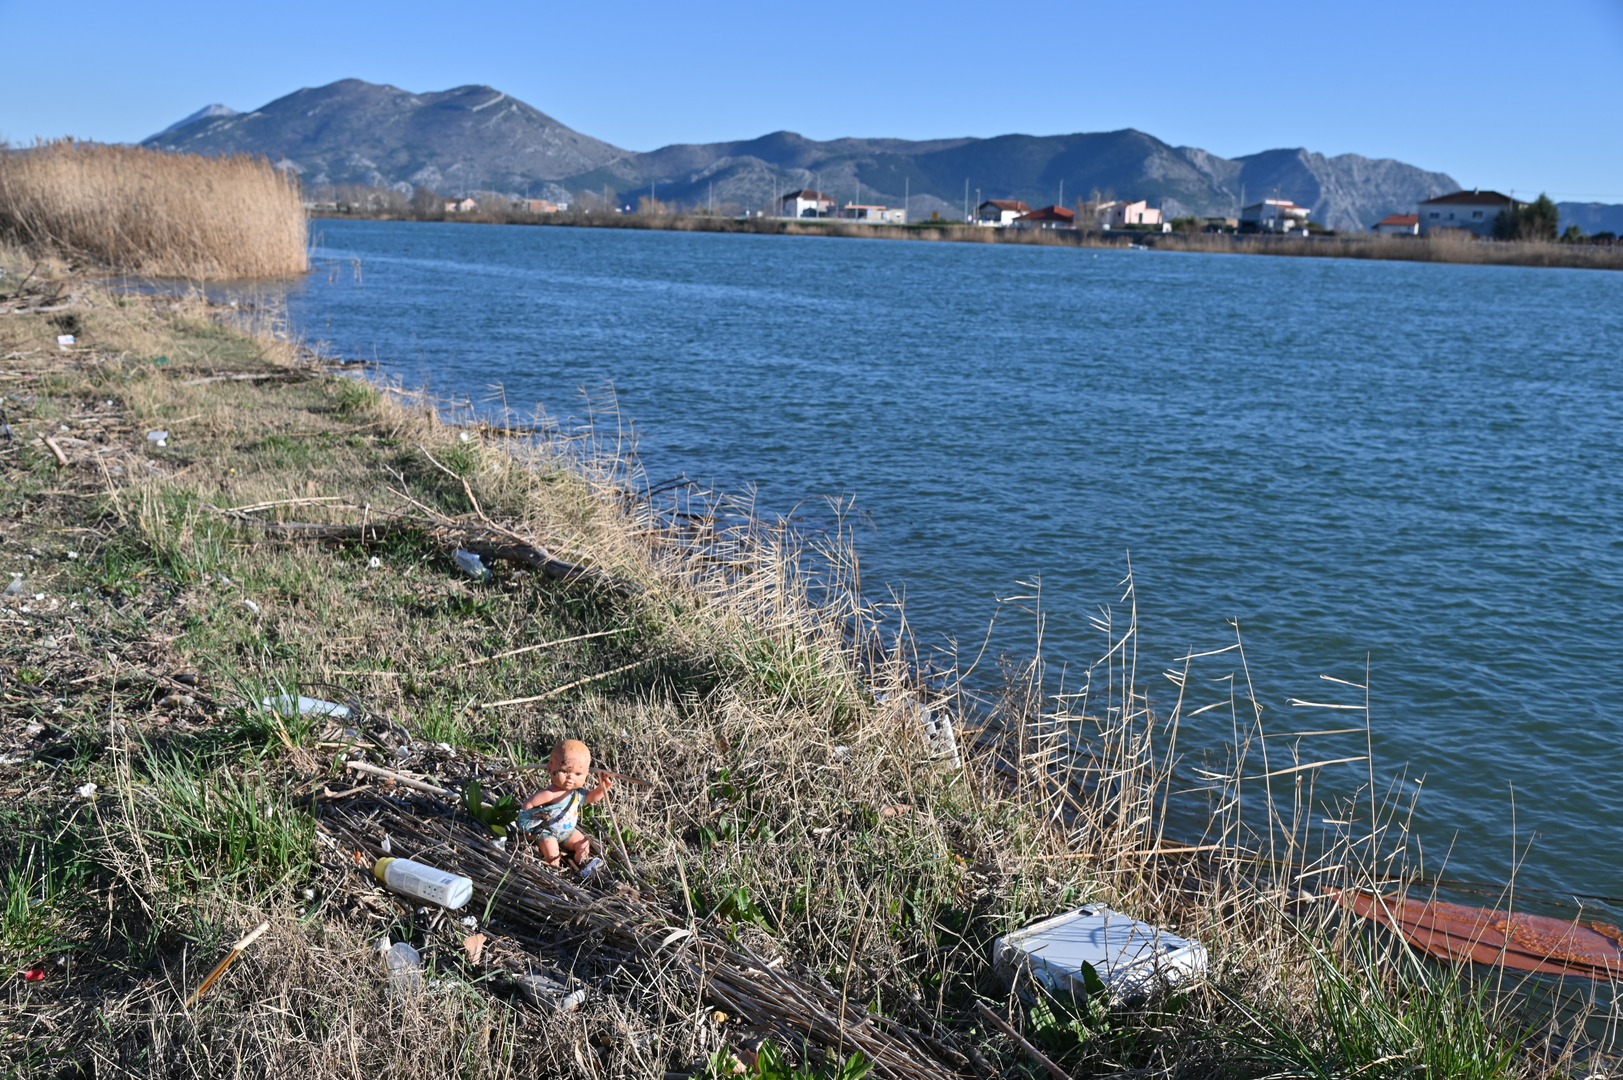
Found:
[964,178,969,223]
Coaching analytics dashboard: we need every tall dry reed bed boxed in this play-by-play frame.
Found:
[1,260,1616,1078]
[0,139,308,278]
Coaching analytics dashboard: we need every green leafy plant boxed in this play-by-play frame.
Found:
[706,1041,871,1080]
[463,779,519,837]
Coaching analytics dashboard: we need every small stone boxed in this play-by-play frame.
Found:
[242,599,259,614]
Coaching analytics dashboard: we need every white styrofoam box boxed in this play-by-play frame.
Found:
[993,905,1207,1000]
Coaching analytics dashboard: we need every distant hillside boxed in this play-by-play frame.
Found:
[148,78,1465,231]
[143,79,623,198]
[1557,202,1623,235]
[147,104,239,140]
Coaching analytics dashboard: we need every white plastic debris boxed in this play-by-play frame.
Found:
[66,551,78,560]
[515,971,585,1012]
[460,916,479,930]
[260,694,350,719]
[452,549,491,582]
[384,941,424,993]
[3,576,23,598]
[146,430,168,447]
[993,905,1206,1001]
[219,575,233,587]
[57,334,75,349]
[368,556,381,569]
[76,782,98,799]
[241,599,260,614]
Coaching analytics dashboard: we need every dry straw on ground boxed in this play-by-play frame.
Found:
[0,139,308,278]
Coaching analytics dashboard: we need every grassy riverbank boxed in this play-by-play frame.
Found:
[312,207,1623,271]
[0,250,1597,1078]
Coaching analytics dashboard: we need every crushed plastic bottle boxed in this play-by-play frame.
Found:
[384,940,423,993]
[146,430,168,447]
[451,549,491,582]
[261,694,349,719]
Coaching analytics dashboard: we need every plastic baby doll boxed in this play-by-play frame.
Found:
[517,739,610,876]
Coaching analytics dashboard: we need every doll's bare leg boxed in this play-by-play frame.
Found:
[561,830,591,868]
[537,836,562,867]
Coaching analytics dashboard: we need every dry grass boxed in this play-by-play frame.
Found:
[0,139,308,278]
[1,253,1616,1078]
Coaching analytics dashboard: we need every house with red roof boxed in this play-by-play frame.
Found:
[1011,205,1076,230]
[1373,213,1419,236]
[1239,198,1310,233]
[1418,189,1521,236]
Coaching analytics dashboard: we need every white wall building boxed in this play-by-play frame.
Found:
[780,189,836,219]
[1239,198,1311,233]
[975,199,1033,226]
[838,203,907,224]
[1417,190,1519,236]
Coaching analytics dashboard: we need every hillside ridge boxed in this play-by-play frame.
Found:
[145,78,1486,231]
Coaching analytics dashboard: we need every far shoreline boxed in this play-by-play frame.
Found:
[308,208,1623,272]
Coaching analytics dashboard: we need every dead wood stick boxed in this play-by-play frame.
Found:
[186,921,270,1008]
[430,627,624,675]
[477,658,654,709]
[41,437,70,468]
[344,759,452,798]
[180,371,306,386]
[224,516,640,596]
[973,1000,1070,1080]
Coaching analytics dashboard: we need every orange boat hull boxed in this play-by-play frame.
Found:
[1332,890,1623,980]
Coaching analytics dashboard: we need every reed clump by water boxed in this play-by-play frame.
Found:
[0,252,1612,1077]
[0,139,308,278]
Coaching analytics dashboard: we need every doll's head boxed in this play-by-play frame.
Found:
[548,739,591,790]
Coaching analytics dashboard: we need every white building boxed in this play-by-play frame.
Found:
[1373,213,1419,236]
[1107,200,1162,228]
[837,203,907,224]
[975,199,1033,226]
[1417,190,1519,237]
[780,189,836,219]
[1239,198,1311,233]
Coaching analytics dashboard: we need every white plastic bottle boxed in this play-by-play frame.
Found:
[372,857,474,909]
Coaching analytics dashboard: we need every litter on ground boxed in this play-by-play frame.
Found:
[994,904,1207,1000]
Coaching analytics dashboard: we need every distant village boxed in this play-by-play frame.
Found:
[303,187,1610,242]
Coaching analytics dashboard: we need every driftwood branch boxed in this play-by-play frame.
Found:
[231,518,641,596]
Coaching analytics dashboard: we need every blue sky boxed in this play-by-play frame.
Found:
[2,0,1620,201]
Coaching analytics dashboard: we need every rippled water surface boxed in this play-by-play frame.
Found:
[291,219,1623,908]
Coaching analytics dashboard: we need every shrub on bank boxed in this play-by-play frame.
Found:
[0,139,308,278]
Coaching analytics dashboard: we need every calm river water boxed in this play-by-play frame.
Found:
[291,219,1623,913]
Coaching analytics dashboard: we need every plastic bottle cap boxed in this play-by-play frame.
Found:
[373,857,395,881]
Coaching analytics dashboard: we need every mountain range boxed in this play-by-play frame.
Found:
[143,78,1614,234]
